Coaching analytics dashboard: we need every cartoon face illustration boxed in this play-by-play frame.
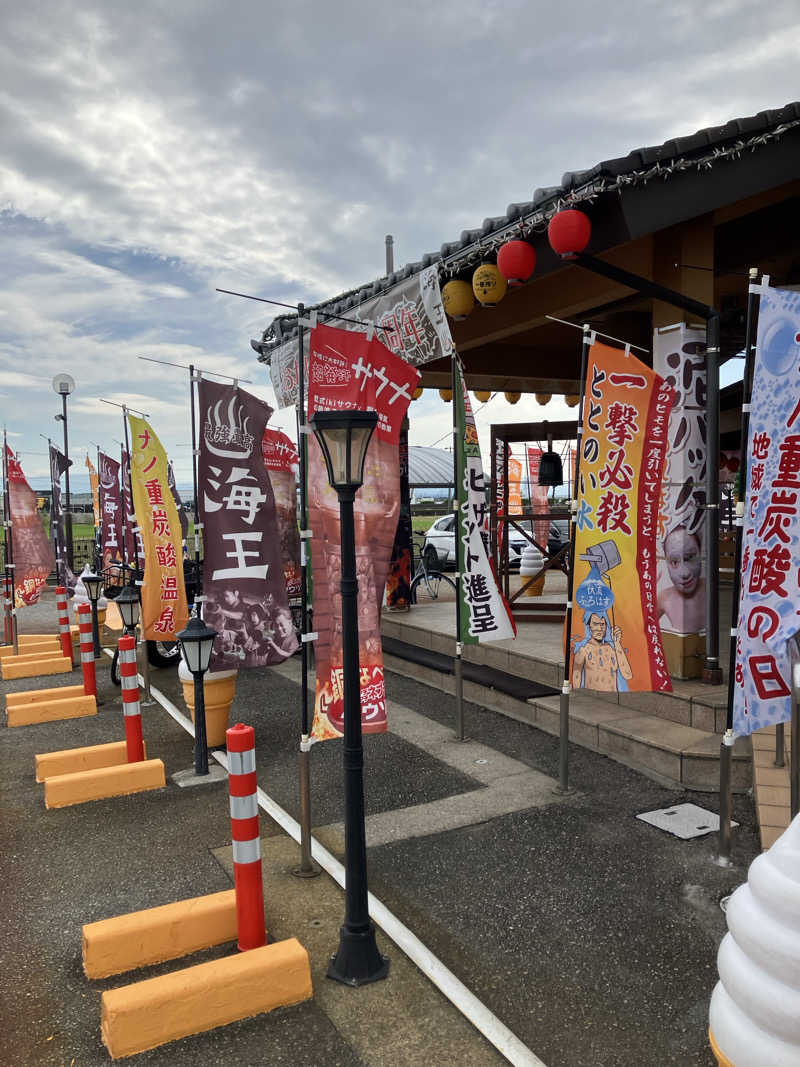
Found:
[588,613,607,641]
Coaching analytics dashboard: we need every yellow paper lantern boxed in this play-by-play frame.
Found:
[472,263,507,307]
[442,280,474,320]
[473,390,491,403]
[565,393,580,407]
[504,391,521,405]
[439,388,453,402]
[535,393,552,405]
[412,386,424,400]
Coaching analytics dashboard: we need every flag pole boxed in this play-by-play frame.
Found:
[2,430,17,652]
[121,409,140,577]
[41,435,62,587]
[188,369,202,605]
[294,302,319,877]
[556,324,592,794]
[716,267,760,867]
[452,354,465,741]
[117,439,129,575]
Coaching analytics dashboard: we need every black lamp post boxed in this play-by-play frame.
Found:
[83,570,103,659]
[52,373,75,574]
[309,409,389,987]
[115,582,141,637]
[176,613,218,776]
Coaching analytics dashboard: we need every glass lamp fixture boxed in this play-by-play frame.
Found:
[115,583,141,631]
[309,410,378,493]
[177,614,218,675]
[83,571,103,602]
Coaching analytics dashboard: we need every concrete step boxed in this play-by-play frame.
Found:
[382,648,751,795]
[381,614,730,734]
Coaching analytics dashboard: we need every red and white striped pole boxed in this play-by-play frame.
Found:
[227,722,266,952]
[55,585,73,664]
[77,603,97,698]
[118,633,145,762]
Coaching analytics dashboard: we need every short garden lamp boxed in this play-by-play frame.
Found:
[115,582,141,636]
[83,570,103,659]
[309,409,389,987]
[176,613,218,776]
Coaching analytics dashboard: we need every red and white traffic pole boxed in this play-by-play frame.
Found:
[226,722,266,952]
[118,633,145,763]
[55,585,73,664]
[77,603,97,698]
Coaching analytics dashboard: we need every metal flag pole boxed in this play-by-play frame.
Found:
[294,302,319,878]
[555,324,592,794]
[452,353,466,741]
[89,443,103,570]
[188,366,203,606]
[716,267,760,867]
[2,429,17,652]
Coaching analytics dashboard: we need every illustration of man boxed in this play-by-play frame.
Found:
[572,610,633,692]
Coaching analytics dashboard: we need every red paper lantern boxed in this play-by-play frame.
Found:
[497,240,536,286]
[547,210,592,256]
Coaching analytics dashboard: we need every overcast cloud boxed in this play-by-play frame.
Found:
[1,0,798,483]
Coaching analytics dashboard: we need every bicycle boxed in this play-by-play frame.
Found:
[410,534,457,603]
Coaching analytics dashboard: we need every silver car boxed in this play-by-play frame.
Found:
[422,515,535,570]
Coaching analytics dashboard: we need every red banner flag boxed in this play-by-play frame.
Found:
[261,429,301,601]
[6,447,54,606]
[307,324,419,741]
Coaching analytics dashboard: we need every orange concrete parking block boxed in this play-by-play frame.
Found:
[101,938,312,1059]
[1,655,73,680]
[8,693,97,728]
[0,639,60,659]
[44,759,166,809]
[36,740,145,783]
[6,683,86,708]
[83,889,238,979]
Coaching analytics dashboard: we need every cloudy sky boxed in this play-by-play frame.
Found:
[1,0,798,488]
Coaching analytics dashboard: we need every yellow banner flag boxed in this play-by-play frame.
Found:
[128,415,189,640]
[85,453,100,529]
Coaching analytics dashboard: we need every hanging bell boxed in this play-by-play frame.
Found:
[538,450,563,486]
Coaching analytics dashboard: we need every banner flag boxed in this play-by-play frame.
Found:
[121,450,144,565]
[6,447,55,606]
[733,283,800,736]
[86,453,101,529]
[454,361,515,644]
[508,455,523,515]
[198,380,298,669]
[127,417,189,640]
[307,323,419,740]
[269,266,454,409]
[261,428,302,601]
[570,341,674,693]
[167,461,189,545]
[48,443,75,590]
[525,447,550,549]
[653,324,708,636]
[385,422,413,609]
[98,451,123,574]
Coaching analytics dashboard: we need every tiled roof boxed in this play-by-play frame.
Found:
[255,102,800,358]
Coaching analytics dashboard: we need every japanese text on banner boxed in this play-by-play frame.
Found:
[571,342,674,693]
[733,284,800,736]
[127,416,188,640]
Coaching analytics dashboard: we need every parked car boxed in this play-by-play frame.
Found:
[422,516,570,571]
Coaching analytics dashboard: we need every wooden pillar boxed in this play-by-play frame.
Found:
[652,217,715,680]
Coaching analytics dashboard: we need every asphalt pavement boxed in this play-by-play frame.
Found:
[1,593,759,1066]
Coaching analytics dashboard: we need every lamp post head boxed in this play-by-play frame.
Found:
[83,571,103,603]
[52,373,75,397]
[115,582,141,631]
[309,410,378,495]
[177,613,218,675]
